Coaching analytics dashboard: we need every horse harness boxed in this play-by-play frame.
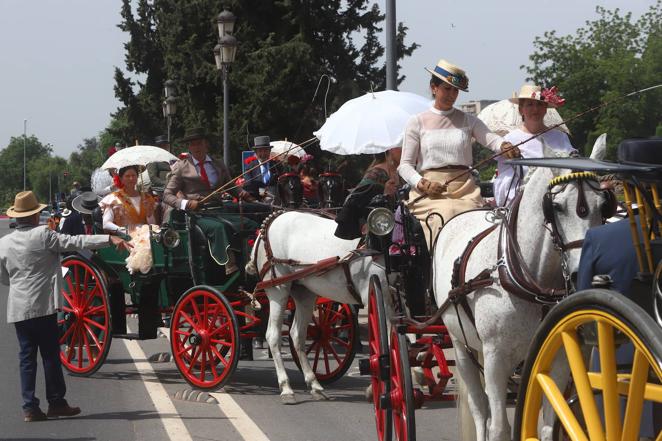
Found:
[440,172,617,325]
[253,210,373,305]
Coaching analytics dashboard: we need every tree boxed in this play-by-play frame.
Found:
[523,2,662,157]
[67,137,107,187]
[0,136,53,206]
[111,0,418,177]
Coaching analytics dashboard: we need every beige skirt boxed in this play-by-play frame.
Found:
[407,169,483,250]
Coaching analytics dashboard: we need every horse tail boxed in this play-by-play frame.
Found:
[456,373,477,441]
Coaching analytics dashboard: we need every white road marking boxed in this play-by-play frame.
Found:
[210,392,271,441]
[124,325,193,441]
[157,328,272,441]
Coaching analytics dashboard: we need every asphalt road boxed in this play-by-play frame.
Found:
[0,220,460,441]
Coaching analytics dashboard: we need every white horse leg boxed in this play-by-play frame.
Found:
[483,345,514,441]
[453,339,489,441]
[265,286,296,404]
[290,288,329,400]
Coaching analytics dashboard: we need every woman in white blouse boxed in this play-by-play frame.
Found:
[398,59,518,249]
[99,165,156,234]
[493,84,576,206]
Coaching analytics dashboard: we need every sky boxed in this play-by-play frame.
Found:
[0,0,656,158]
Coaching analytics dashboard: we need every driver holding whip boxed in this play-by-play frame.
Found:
[398,58,519,249]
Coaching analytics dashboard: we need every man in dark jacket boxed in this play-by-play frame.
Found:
[242,136,282,203]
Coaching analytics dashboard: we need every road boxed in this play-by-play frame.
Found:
[0,220,460,441]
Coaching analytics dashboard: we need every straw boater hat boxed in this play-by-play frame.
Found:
[509,84,558,108]
[6,191,47,218]
[425,59,469,92]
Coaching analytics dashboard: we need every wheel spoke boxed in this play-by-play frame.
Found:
[83,317,107,331]
[61,290,75,309]
[178,311,197,329]
[330,335,351,348]
[207,349,219,378]
[176,344,194,357]
[596,321,622,440]
[59,322,76,344]
[211,345,229,368]
[536,373,589,441]
[322,343,330,374]
[189,297,202,323]
[85,305,106,317]
[210,339,232,347]
[209,321,230,338]
[200,350,207,382]
[324,341,342,364]
[312,340,322,372]
[305,339,318,355]
[186,347,200,374]
[621,349,649,439]
[83,323,103,352]
[203,296,208,330]
[82,325,93,365]
[561,330,605,441]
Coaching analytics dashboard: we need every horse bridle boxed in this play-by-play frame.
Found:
[542,172,617,252]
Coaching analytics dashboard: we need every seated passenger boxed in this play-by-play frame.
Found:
[334,147,401,240]
[163,128,256,274]
[242,136,283,203]
[494,84,576,206]
[99,165,156,234]
[398,58,518,249]
[299,162,319,207]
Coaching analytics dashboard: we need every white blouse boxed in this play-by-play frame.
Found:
[398,107,504,187]
[100,193,156,233]
[494,128,576,206]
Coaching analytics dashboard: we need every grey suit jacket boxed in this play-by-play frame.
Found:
[163,156,234,209]
[0,225,111,323]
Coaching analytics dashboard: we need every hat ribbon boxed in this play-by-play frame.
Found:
[433,65,467,89]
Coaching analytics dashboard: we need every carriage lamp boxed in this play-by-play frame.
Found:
[217,9,236,37]
[367,208,395,236]
[159,228,181,249]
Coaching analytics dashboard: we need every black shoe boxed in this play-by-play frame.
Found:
[24,408,48,422]
[47,403,81,418]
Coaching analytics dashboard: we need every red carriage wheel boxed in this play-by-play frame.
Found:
[288,299,358,384]
[389,327,416,441]
[58,256,112,376]
[358,275,392,441]
[170,286,240,389]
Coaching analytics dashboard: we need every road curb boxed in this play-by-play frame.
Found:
[173,388,218,404]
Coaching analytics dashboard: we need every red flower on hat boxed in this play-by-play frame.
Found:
[541,86,566,107]
[178,152,189,159]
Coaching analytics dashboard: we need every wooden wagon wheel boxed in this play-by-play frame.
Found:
[58,256,113,376]
[288,298,359,384]
[170,286,240,390]
[358,275,393,441]
[514,289,662,441]
[389,327,417,441]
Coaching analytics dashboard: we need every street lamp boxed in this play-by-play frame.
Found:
[214,9,238,167]
[23,119,27,190]
[163,80,177,151]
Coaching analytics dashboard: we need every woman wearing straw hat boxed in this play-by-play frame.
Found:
[493,84,575,206]
[0,191,130,422]
[398,59,519,249]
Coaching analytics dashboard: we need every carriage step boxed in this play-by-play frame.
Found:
[113,333,141,340]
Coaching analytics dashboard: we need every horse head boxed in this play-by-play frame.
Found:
[525,166,615,278]
[318,172,345,208]
[277,172,303,208]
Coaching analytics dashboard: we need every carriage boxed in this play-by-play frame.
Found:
[359,138,662,440]
[57,202,359,389]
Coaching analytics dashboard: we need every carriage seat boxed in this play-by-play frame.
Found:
[617,137,662,166]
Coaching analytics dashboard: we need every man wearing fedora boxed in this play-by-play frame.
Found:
[242,135,283,203]
[0,191,130,422]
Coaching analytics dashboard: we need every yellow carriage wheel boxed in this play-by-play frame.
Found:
[514,289,662,441]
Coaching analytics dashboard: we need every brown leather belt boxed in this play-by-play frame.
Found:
[429,165,469,171]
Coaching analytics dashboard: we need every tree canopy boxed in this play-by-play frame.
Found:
[523,2,662,157]
[111,0,418,177]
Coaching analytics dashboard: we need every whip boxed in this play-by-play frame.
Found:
[411,83,662,204]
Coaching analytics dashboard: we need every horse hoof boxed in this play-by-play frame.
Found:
[281,394,297,405]
[364,384,373,402]
[311,389,330,401]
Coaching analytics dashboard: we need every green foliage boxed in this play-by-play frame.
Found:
[523,2,662,157]
[0,136,53,207]
[110,0,418,179]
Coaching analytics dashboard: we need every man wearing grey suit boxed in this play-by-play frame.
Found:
[0,191,130,422]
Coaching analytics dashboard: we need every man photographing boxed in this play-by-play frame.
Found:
[0,191,131,422]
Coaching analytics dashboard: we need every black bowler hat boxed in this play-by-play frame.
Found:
[71,191,101,215]
[154,135,169,146]
[181,127,209,143]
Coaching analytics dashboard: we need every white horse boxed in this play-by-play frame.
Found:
[434,165,607,441]
[246,211,387,404]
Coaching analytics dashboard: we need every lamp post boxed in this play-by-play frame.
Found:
[163,79,177,152]
[23,119,27,190]
[214,9,238,167]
